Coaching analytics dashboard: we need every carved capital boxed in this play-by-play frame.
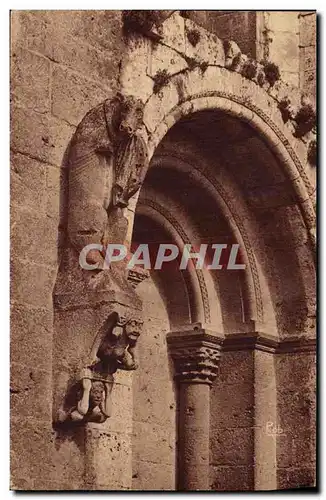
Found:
[167,328,224,385]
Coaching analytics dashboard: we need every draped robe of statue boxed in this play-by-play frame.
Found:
[66,92,148,287]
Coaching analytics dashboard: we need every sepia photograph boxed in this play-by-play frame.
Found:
[10,9,317,492]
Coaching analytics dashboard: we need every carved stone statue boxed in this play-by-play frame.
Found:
[56,311,143,425]
[67,91,148,269]
[95,313,143,373]
[71,372,113,423]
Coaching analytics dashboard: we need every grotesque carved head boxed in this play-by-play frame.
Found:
[89,380,105,407]
[112,92,145,137]
[125,318,143,341]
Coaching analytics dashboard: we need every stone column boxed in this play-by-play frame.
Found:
[167,328,223,491]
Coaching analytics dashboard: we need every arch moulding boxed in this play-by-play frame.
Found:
[53,11,316,429]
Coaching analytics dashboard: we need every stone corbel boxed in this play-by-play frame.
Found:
[57,310,143,425]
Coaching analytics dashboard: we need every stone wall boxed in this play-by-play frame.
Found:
[210,350,255,491]
[256,11,301,88]
[132,274,177,490]
[182,11,257,57]
[299,12,316,98]
[185,10,316,96]
[10,10,124,489]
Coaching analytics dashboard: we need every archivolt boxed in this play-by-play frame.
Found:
[150,153,263,323]
[137,198,212,325]
[144,83,316,252]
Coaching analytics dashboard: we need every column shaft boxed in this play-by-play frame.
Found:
[178,383,210,490]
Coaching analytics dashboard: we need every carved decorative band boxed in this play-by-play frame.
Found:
[223,332,316,354]
[165,90,314,198]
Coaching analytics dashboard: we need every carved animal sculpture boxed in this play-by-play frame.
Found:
[67,92,148,266]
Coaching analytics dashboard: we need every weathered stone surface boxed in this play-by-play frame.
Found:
[11,49,50,113]
[184,18,225,66]
[133,421,175,465]
[210,465,254,491]
[210,428,254,466]
[51,66,109,126]
[132,460,175,490]
[16,11,120,89]
[299,13,316,47]
[84,427,132,488]
[277,467,315,489]
[45,165,62,220]
[11,106,75,166]
[148,43,187,78]
[160,11,185,53]
[11,417,54,482]
[268,32,300,73]
[10,152,47,211]
[11,204,58,267]
[11,258,56,309]
[10,304,53,369]
[300,46,316,73]
[121,36,153,102]
[11,362,52,420]
[267,12,300,33]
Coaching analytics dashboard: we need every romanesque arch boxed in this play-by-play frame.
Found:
[52,11,316,491]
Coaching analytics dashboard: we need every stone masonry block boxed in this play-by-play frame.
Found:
[11,106,75,167]
[51,65,109,127]
[300,46,316,73]
[11,362,52,421]
[11,417,55,483]
[11,48,50,113]
[10,151,47,212]
[84,427,132,488]
[10,303,53,370]
[148,43,188,78]
[11,204,58,268]
[268,32,300,73]
[210,465,254,491]
[217,350,254,386]
[68,10,124,53]
[211,381,254,430]
[132,460,175,491]
[160,11,185,53]
[11,257,56,309]
[210,427,254,466]
[299,13,316,47]
[132,420,175,465]
[267,12,300,33]
[16,11,120,90]
[107,383,133,434]
[184,18,225,66]
[45,165,62,222]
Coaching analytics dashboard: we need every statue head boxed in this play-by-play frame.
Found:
[89,380,105,407]
[111,92,145,137]
[125,318,143,341]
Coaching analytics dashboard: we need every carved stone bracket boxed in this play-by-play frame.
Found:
[56,310,143,426]
[167,328,224,385]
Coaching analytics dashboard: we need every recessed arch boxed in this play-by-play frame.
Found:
[141,69,315,252]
